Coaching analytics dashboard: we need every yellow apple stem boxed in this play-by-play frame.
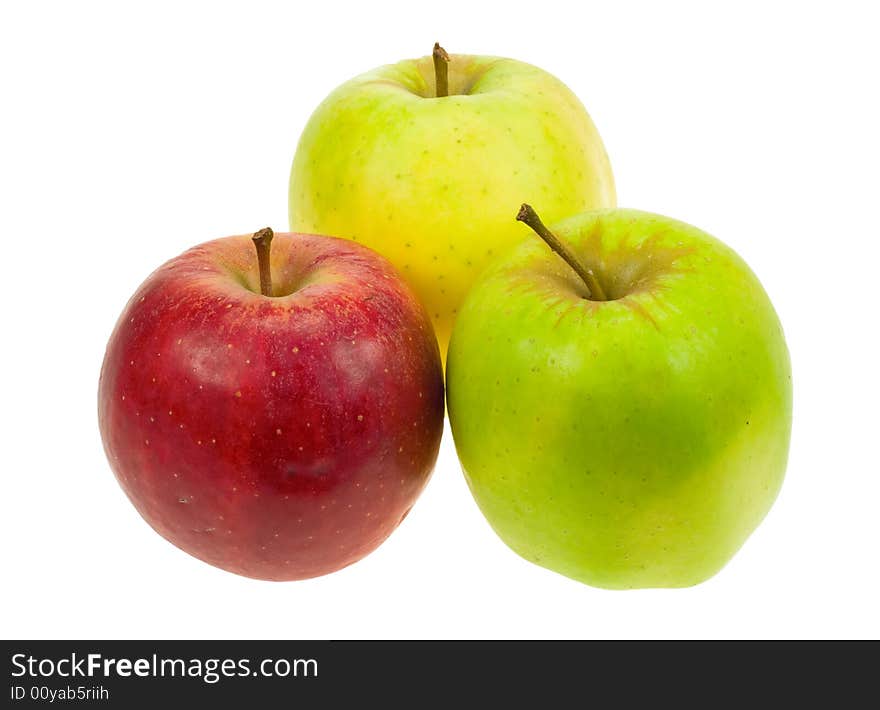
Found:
[433,42,449,97]
[516,204,607,301]
[252,227,275,297]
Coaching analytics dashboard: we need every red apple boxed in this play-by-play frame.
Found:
[98,229,444,580]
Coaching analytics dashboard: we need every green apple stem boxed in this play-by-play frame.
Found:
[433,42,449,97]
[252,227,275,297]
[516,204,607,301]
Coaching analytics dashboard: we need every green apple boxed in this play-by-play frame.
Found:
[289,45,615,359]
[447,205,792,589]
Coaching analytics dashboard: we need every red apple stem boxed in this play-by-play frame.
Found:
[516,204,607,301]
[433,42,449,97]
[252,227,274,297]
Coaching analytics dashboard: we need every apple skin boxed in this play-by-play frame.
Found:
[289,53,615,359]
[447,209,792,589]
[98,233,444,581]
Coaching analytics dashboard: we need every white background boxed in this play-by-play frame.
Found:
[2,0,878,640]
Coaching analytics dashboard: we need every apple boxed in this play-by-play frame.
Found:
[289,44,616,359]
[446,206,792,589]
[98,228,444,581]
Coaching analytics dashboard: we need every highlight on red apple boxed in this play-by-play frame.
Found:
[98,228,445,580]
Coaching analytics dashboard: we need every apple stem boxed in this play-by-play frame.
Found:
[252,227,274,297]
[516,204,607,301]
[433,42,449,97]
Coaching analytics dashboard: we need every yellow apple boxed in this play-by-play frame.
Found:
[289,47,615,358]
